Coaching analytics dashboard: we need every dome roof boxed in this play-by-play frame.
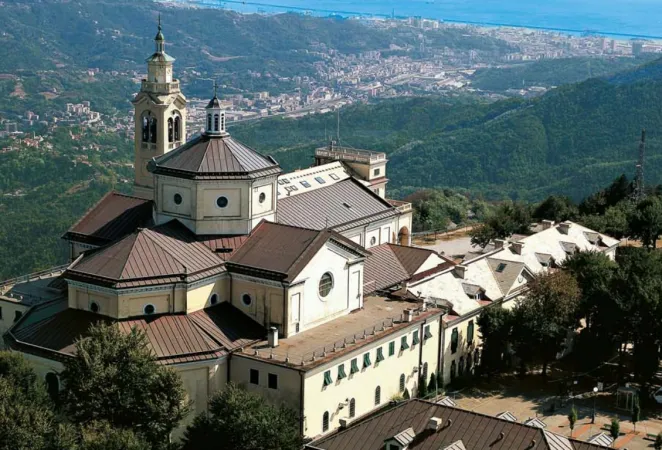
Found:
[206,95,221,109]
[149,133,281,180]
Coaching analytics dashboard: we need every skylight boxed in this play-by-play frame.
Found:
[496,263,507,273]
[300,181,311,188]
[329,173,340,180]
[315,176,326,184]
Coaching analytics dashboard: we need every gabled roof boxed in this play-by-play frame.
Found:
[487,258,527,296]
[62,191,153,246]
[388,427,415,447]
[443,441,467,450]
[309,399,607,450]
[7,301,264,365]
[587,433,613,447]
[227,221,369,282]
[277,178,398,231]
[149,133,281,180]
[389,244,438,275]
[524,417,547,428]
[497,411,518,422]
[66,221,224,288]
[363,245,410,294]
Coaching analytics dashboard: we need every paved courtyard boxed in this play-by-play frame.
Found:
[450,376,662,449]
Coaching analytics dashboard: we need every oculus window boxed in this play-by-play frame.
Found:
[259,192,266,203]
[173,193,182,205]
[318,272,333,298]
[242,293,252,307]
[216,196,229,208]
[143,304,155,315]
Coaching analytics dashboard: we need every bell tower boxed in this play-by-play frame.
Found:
[132,16,187,200]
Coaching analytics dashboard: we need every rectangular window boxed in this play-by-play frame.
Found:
[249,369,259,385]
[350,358,359,374]
[389,341,395,356]
[363,352,372,368]
[412,330,420,346]
[300,181,311,188]
[424,325,433,340]
[314,176,326,184]
[323,370,333,387]
[329,173,340,180]
[376,347,384,363]
[268,373,278,389]
[338,364,347,380]
[374,168,381,176]
[401,336,409,351]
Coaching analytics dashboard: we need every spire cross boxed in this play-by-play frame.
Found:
[158,13,162,31]
[213,80,218,98]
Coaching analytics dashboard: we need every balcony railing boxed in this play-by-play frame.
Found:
[387,199,413,213]
[315,146,386,164]
[140,80,181,94]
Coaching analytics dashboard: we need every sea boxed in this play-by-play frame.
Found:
[210,0,662,39]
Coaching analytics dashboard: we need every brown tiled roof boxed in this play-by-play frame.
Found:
[66,221,224,288]
[198,235,249,261]
[363,245,409,293]
[309,399,607,450]
[149,133,281,180]
[228,221,369,282]
[389,244,437,275]
[277,178,398,231]
[63,191,153,246]
[9,302,265,365]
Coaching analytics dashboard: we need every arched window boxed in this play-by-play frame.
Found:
[399,374,405,392]
[349,398,355,418]
[174,114,181,141]
[450,360,457,381]
[374,386,381,406]
[214,114,219,132]
[150,117,157,143]
[141,113,150,142]
[221,112,226,131]
[207,113,212,131]
[45,372,59,401]
[423,362,429,382]
[167,118,174,143]
[322,411,329,432]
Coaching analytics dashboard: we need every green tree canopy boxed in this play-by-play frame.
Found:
[476,306,513,374]
[533,195,578,222]
[59,323,189,448]
[629,196,662,248]
[181,383,302,450]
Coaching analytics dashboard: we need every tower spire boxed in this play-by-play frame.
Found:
[155,14,165,53]
[205,81,225,136]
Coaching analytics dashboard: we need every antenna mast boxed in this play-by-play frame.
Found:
[336,109,340,144]
[633,129,646,202]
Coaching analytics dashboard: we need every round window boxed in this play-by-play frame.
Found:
[318,272,334,298]
[370,236,377,246]
[90,302,100,313]
[259,192,266,204]
[216,196,229,208]
[143,304,155,315]
[210,293,218,305]
[241,293,252,307]
[174,193,183,205]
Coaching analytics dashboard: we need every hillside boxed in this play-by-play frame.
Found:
[235,57,662,201]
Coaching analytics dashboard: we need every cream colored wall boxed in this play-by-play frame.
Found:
[303,317,440,438]
[342,216,400,249]
[229,355,302,412]
[286,283,305,337]
[186,278,228,313]
[0,300,29,340]
[162,183,193,218]
[231,278,285,330]
[291,244,357,331]
[441,315,480,385]
[20,353,64,381]
[69,286,119,318]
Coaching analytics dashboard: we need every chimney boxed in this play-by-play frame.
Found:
[426,417,443,432]
[559,221,571,235]
[404,309,414,323]
[339,418,351,429]
[494,239,507,249]
[454,265,467,279]
[541,219,554,230]
[512,242,524,255]
[268,326,279,348]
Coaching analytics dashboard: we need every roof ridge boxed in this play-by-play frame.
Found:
[64,190,116,234]
[140,228,192,274]
[283,229,326,276]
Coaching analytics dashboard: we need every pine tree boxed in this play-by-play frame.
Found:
[403,388,410,400]
[610,418,620,442]
[417,374,428,398]
[568,406,578,437]
[654,432,662,450]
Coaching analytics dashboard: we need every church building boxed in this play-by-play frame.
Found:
[0,22,618,442]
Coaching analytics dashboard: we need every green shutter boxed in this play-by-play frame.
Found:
[451,328,459,354]
[323,370,332,387]
[376,347,384,362]
[412,330,420,345]
[389,341,395,356]
[338,364,347,380]
[401,336,409,351]
[363,352,371,368]
[424,325,433,340]
[350,358,359,374]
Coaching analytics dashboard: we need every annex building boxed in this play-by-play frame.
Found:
[0,24,618,442]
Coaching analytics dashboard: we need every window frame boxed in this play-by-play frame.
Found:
[467,320,475,345]
[412,330,420,346]
[318,272,334,299]
[349,398,356,418]
[268,373,278,390]
[399,374,405,392]
[424,325,433,340]
[401,335,409,351]
[241,293,252,307]
[216,196,229,209]
[376,347,384,363]
[450,328,459,354]
[388,341,395,356]
[374,386,381,406]
[322,411,329,432]
[249,368,259,385]
[337,364,347,380]
[363,352,372,368]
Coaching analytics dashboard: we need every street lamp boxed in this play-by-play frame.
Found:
[592,386,598,424]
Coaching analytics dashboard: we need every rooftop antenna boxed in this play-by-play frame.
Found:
[213,79,218,98]
[633,129,646,202]
[336,109,340,144]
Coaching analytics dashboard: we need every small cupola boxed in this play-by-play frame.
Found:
[205,82,227,136]
[155,14,165,53]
